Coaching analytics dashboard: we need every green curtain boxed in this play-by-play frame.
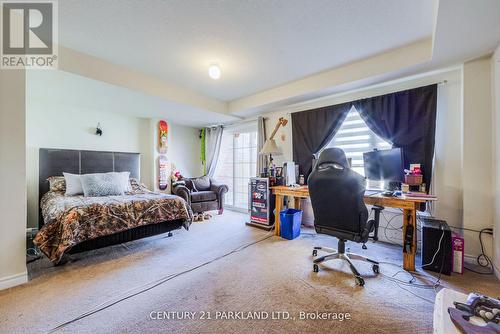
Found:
[200,128,206,175]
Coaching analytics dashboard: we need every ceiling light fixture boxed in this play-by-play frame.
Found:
[208,64,221,80]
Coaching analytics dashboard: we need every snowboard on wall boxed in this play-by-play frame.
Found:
[158,155,169,191]
[158,120,168,154]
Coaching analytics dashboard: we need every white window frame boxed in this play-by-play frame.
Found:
[213,122,257,213]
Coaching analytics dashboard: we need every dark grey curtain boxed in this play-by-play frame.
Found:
[292,102,352,177]
[352,84,437,190]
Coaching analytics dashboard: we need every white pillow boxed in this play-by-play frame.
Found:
[81,173,125,197]
[114,172,131,192]
[63,172,83,196]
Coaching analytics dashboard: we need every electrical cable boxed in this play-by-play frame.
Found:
[379,270,439,289]
[307,231,441,304]
[393,282,435,304]
[379,210,404,245]
[416,216,494,274]
[464,228,494,275]
[421,228,444,267]
[379,219,446,301]
[448,225,490,234]
[381,211,403,230]
[49,223,491,331]
[48,231,275,333]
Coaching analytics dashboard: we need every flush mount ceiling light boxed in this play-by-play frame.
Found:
[208,64,221,80]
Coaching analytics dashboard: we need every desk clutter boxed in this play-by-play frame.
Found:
[247,147,472,277]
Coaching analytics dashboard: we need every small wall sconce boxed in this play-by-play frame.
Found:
[95,123,103,136]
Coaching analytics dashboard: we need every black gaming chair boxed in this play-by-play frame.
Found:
[308,147,379,286]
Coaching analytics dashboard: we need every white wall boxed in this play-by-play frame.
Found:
[462,56,494,262]
[261,68,471,253]
[0,70,28,289]
[26,75,203,229]
[150,118,203,193]
[492,44,500,277]
[262,64,499,261]
[26,99,153,228]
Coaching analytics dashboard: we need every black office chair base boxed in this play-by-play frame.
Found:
[312,242,379,286]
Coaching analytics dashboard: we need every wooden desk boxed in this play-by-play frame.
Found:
[271,185,435,271]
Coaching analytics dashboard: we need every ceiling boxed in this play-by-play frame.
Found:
[26,70,239,127]
[42,0,500,127]
[58,0,434,101]
[432,0,500,65]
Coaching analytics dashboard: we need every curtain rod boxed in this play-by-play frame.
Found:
[261,79,450,116]
[206,116,267,129]
[204,80,448,129]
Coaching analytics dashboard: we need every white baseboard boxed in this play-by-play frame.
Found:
[464,254,500,279]
[0,272,28,290]
[464,253,477,262]
[494,262,500,280]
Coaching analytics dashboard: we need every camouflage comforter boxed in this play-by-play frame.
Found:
[34,189,193,263]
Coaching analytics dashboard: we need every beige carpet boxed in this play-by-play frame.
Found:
[0,210,498,334]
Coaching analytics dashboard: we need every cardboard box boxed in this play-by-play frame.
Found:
[452,233,464,274]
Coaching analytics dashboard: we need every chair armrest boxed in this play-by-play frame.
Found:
[210,180,228,213]
[210,181,228,194]
[173,185,191,205]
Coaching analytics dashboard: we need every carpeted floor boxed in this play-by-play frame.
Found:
[0,210,498,334]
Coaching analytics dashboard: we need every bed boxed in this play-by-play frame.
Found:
[34,148,193,264]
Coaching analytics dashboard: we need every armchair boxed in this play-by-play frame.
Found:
[173,176,228,214]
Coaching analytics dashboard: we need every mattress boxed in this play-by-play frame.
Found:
[34,189,193,263]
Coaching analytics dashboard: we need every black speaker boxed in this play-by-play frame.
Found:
[421,218,452,275]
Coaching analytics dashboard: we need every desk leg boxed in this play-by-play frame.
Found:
[275,194,283,236]
[402,206,417,271]
[294,197,301,210]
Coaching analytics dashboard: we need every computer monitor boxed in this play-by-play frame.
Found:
[363,148,404,183]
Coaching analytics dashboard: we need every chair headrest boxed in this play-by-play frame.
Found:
[316,148,349,169]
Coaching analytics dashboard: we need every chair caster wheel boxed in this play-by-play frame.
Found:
[312,249,318,257]
[313,264,319,273]
[362,244,367,250]
[355,276,365,286]
[372,264,379,274]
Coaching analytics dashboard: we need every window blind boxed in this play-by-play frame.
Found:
[326,106,391,176]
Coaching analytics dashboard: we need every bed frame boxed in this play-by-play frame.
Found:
[38,148,184,255]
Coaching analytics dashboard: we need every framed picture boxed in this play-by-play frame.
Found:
[275,167,283,177]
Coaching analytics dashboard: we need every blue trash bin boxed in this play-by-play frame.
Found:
[280,208,303,240]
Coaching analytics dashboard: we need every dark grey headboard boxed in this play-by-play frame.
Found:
[39,148,140,228]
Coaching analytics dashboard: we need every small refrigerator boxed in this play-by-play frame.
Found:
[248,177,275,227]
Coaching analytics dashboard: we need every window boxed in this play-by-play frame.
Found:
[326,106,391,177]
[213,124,257,210]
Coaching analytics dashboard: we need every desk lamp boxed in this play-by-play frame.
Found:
[260,117,288,173]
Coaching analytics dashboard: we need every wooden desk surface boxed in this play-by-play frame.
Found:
[271,185,434,204]
[270,185,310,198]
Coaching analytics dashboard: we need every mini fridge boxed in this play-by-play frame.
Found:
[248,177,275,227]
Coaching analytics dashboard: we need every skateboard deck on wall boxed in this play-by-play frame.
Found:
[158,120,168,154]
[158,155,169,191]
